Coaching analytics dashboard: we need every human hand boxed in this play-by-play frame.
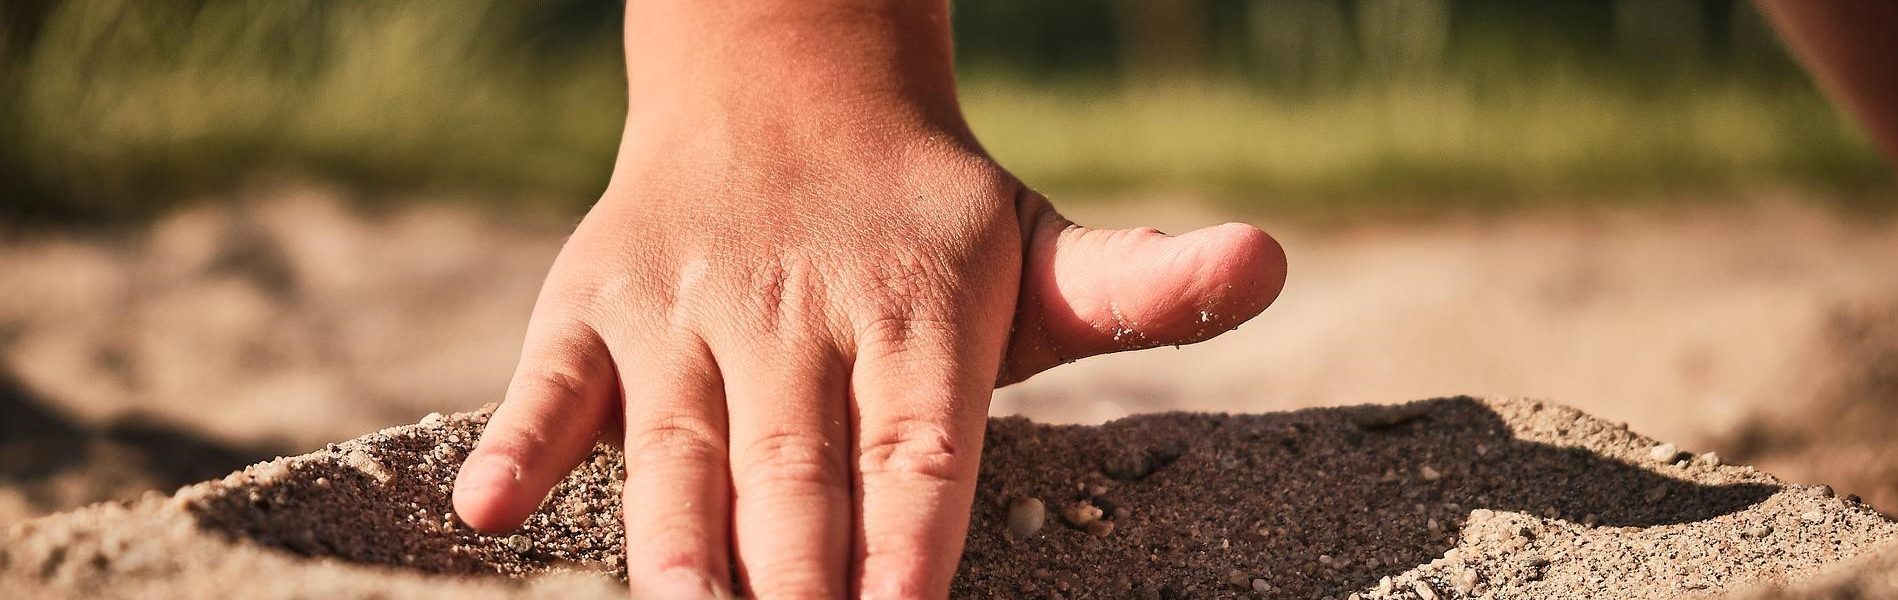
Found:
[450,2,1286,598]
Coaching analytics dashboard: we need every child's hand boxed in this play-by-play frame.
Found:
[450,3,1284,598]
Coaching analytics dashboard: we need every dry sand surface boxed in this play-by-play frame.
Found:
[3,397,1895,599]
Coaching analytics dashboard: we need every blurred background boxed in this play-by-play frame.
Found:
[1,0,1894,525]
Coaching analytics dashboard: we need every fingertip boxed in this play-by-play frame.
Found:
[1128,221,1285,335]
[452,452,529,532]
[1194,221,1288,312]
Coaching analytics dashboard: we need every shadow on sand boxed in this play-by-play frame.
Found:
[0,368,282,516]
[957,396,1778,598]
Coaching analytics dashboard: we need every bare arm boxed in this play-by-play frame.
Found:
[1759,0,1898,165]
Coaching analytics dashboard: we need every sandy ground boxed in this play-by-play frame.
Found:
[2,397,1893,599]
[3,189,1897,523]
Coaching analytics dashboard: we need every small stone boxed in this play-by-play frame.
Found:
[421,412,444,426]
[1062,503,1104,528]
[1085,519,1115,538]
[1649,443,1681,463]
[1113,507,1132,521]
[1250,578,1272,593]
[1103,451,1156,480]
[1412,579,1441,600]
[1582,513,1601,527]
[1420,466,1442,481]
[1742,524,1774,538]
[345,449,393,485]
[1801,510,1828,524]
[1453,568,1481,593]
[1007,497,1046,538]
[503,534,534,554]
[1087,484,1108,497]
[1227,570,1250,588]
[1352,403,1429,430]
[1644,485,1668,503]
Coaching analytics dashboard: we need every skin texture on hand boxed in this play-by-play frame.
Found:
[451,1,1287,598]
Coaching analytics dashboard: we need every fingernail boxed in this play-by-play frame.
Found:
[637,568,725,600]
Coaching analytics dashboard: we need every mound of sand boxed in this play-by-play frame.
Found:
[2,397,1894,599]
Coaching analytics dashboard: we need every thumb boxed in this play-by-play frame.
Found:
[999,192,1288,385]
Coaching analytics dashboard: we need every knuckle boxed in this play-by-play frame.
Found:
[510,363,595,404]
[562,266,651,319]
[740,430,848,492]
[857,315,957,356]
[739,257,790,326]
[857,419,963,484]
[626,415,726,472]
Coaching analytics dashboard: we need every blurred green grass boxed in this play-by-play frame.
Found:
[963,75,1889,217]
[0,0,1890,223]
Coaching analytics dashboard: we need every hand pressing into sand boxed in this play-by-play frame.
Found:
[450,2,1284,598]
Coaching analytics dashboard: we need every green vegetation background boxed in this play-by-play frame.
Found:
[0,0,1890,222]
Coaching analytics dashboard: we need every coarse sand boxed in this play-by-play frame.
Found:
[2,396,1894,599]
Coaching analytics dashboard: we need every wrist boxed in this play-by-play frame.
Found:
[622,0,969,143]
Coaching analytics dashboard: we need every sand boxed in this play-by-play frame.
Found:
[2,396,1894,599]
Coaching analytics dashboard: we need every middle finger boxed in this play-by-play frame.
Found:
[723,344,853,598]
